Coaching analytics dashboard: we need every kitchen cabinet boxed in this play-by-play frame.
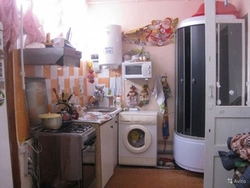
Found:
[100,116,117,188]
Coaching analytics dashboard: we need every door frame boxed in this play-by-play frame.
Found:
[204,1,250,187]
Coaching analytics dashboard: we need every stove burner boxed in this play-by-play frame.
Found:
[41,128,64,133]
[63,124,92,133]
[40,124,93,133]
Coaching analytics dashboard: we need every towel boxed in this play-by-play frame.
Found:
[60,135,82,181]
[163,114,169,138]
[152,76,165,113]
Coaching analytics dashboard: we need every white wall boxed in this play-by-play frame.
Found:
[83,0,204,155]
[233,0,249,16]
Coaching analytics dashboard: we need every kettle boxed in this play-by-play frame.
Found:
[61,110,71,121]
[56,102,73,122]
[70,103,80,120]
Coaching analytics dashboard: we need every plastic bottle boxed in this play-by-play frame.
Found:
[116,96,121,108]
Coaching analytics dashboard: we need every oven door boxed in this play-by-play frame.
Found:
[82,143,96,188]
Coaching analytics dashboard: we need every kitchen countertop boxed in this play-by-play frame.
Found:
[72,108,122,124]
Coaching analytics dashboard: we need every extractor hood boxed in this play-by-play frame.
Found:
[21,47,82,67]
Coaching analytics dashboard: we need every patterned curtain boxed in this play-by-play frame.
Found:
[22,0,87,49]
[0,0,19,52]
[0,0,87,52]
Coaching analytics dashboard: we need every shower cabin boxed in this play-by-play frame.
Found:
[174,15,245,173]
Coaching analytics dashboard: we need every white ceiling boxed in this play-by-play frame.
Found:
[87,0,204,4]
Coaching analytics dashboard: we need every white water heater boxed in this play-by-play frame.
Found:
[99,25,122,69]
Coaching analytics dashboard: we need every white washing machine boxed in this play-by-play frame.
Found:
[118,111,158,166]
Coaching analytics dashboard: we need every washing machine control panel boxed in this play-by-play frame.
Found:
[119,113,157,125]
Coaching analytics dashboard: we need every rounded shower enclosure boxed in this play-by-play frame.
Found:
[174,16,206,173]
[174,14,243,173]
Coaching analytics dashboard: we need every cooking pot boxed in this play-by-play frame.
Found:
[39,112,62,129]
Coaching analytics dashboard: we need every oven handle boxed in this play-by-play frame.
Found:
[82,143,95,153]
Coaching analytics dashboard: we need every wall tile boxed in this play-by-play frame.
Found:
[69,67,74,76]
[57,67,64,76]
[50,66,58,79]
[98,77,110,87]
[63,66,69,77]
[24,65,35,77]
[43,66,51,78]
[14,57,121,142]
[64,78,70,93]
[35,66,44,77]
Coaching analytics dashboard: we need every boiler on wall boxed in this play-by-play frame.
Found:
[98,25,122,69]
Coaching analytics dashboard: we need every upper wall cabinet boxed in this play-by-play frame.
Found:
[20,48,82,67]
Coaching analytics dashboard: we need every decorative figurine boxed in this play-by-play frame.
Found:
[139,84,149,106]
[94,85,105,101]
[87,61,95,83]
[127,85,138,106]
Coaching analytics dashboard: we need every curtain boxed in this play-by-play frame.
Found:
[0,0,87,52]
[23,0,87,49]
[0,0,19,52]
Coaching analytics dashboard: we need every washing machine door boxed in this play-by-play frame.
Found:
[123,124,152,154]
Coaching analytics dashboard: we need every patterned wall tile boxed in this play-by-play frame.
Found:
[69,67,74,76]
[57,67,64,77]
[50,66,58,79]
[35,65,44,77]
[24,65,35,77]
[98,77,110,87]
[22,60,121,110]
[64,78,70,93]
[43,66,51,78]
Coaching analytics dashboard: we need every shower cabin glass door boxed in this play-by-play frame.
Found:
[176,24,205,137]
[175,19,245,138]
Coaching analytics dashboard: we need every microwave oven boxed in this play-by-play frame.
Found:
[122,61,152,79]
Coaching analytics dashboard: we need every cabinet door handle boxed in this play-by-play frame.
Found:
[192,78,196,84]
[180,78,184,83]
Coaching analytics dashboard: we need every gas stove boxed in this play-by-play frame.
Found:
[34,123,96,149]
[39,124,93,134]
[35,123,96,187]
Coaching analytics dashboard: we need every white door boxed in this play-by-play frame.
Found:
[204,1,250,188]
[122,124,152,153]
[0,23,13,188]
